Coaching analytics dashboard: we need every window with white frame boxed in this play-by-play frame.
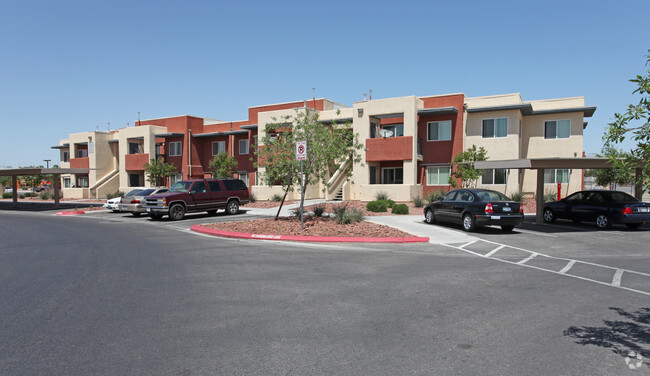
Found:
[63,177,71,188]
[212,141,226,156]
[427,120,452,141]
[544,120,570,139]
[77,176,89,188]
[382,167,403,184]
[481,168,507,184]
[426,166,450,185]
[238,171,249,186]
[482,118,508,138]
[381,124,404,137]
[170,173,183,186]
[169,141,182,156]
[239,139,249,155]
[544,169,570,184]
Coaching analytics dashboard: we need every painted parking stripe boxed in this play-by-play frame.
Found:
[485,245,507,257]
[442,239,650,296]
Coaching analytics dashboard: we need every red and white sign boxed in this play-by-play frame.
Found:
[296,141,307,160]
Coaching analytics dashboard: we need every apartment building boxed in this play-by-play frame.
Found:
[52,92,595,201]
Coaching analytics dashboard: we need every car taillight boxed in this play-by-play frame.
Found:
[621,207,633,214]
[485,203,493,214]
[132,199,140,204]
[519,204,524,213]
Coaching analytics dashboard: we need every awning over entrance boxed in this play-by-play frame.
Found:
[472,158,644,224]
[0,168,89,208]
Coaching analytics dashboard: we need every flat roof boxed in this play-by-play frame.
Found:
[473,158,617,170]
[0,168,90,177]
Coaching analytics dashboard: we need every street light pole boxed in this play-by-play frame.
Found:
[43,159,51,168]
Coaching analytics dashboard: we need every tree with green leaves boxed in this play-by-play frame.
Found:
[254,109,364,219]
[449,145,488,188]
[586,147,634,190]
[209,153,238,178]
[144,157,176,186]
[604,50,650,194]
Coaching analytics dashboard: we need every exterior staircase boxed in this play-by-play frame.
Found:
[333,187,343,201]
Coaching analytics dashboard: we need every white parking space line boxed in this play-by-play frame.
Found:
[442,239,650,296]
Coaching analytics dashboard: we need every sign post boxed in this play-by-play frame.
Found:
[296,141,307,230]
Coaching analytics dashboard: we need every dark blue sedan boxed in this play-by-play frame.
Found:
[543,190,650,229]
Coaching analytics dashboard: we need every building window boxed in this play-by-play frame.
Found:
[77,149,88,158]
[77,176,89,188]
[544,120,570,139]
[427,121,452,141]
[544,169,570,184]
[252,135,258,151]
[381,124,404,137]
[169,141,182,156]
[370,122,378,138]
[62,151,69,163]
[238,171,249,186]
[482,169,507,184]
[239,139,249,155]
[129,142,143,154]
[382,167,403,184]
[212,141,226,156]
[63,177,71,188]
[170,173,183,186]
[426,166,450,185]
[482,118,508,138]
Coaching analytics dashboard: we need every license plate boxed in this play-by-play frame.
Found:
[491,216,501,219]
[146,208,151,212]
[502,207,512,212]
[639,207,650,213]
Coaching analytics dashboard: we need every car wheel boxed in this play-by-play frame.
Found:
[543,208,556,223]
[424,209,436,224]
[595,214,611,230]
[226,200,240,215]
[149,213,162,221]
[131,212,141,217]
[462,213,476,232]
[625,223,642,230]
[169,204,185,221]
[501,225,514,232]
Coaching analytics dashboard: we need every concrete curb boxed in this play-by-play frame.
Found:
[55,211,86,215]
[190,225,429,243]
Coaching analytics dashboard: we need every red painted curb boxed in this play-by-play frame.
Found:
[55,211,85,215]
[190,225,429,243]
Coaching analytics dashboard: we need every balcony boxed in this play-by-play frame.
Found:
[365,136,413,162]
[125,153,150,171]
[69,157,89,169]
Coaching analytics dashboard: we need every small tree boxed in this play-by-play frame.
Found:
[144,157,176,186]
[604,50,650,194]
[209,153,238,178]
[586,147,634,190]
[449,145,488,188]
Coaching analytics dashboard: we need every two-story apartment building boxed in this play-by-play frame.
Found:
[52,92,595,201]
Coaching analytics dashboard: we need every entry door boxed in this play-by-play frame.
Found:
[369,166,376,184]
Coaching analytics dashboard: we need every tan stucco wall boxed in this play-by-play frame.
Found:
[117,125,167,191]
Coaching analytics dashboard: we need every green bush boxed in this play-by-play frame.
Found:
[375,191,391,201]
[39,191,50,200]
[2,192,11,199]
[509,191,526,203]
[391,203,409,215]
[544,192,558,203]
[24,192,37,198]
[106,191,125,200]
[248,192,257,203]
[312,204,326,217]
[412,195,425,208]
[366,200,388,213]
[332,204,364,224]
[425,189,447,203]
[270,193,283,202]
[19,194,25,199]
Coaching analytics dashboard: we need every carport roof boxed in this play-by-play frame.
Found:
[473,157,617,170]
[0,168,89,176]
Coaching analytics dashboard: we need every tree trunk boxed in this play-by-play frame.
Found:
[275,176,293,221]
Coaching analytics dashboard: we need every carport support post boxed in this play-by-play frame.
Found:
[53,173,61,208]
[11,175,18,207]
[635,167,643,200]
[536,169,545,224]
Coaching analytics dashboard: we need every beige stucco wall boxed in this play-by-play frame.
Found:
[117,125,167,191]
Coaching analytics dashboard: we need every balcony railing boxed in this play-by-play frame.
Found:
[69,157,89,169]
[125,153,150,171]
[365,136,413,162]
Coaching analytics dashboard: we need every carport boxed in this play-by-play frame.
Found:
[0,168,89,208]
[473,158,645,224]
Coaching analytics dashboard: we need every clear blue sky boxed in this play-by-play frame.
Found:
[1,0,648,168]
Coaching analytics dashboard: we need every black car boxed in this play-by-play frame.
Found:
[543,190,650,229]
[424,188,524,232]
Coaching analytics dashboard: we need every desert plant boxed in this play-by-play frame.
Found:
[19,194,25,199]
[375,191,391,201]
[366,200,388,213]
[425,189,447,203]
[312,203,326,217]
[2,192,12,199]
[248,192,257,203]
[332,204,364,224]
[106,191,125,200]
[412,195,425,208]
[391,203,409,215]
[509,191,526,203]
[24,192,37,198]
[39,191,50,200]
[270,193,283,202]
[544,192,558,203]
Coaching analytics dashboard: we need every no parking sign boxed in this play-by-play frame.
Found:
[296,141,307,160]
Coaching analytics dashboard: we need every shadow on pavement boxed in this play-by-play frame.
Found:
[0,201,103,212]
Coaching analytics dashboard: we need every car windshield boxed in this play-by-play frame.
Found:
[124,189,143,196]
[137,189,156,196]
[475,190,511,202]
[170,181,193,193]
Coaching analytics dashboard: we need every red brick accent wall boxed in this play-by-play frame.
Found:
[70,157,89,169]
[125,153,149,171]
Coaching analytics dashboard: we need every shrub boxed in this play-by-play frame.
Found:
[270,193,283,202]
[39,191,50,200]
[2,192,11,199]
[412,195,425,208]
[544,192,558,203]
[509,191,526,203]
[425,189,447,203]
[366,200,388,213]
[332,204,348,221]
[24,192,37,198]
[312,203,326,217]
[392,203,409,215]
[332,204,364,224]
[248,192,257,203]
[106,191,125,200]
[375,191,391,201]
